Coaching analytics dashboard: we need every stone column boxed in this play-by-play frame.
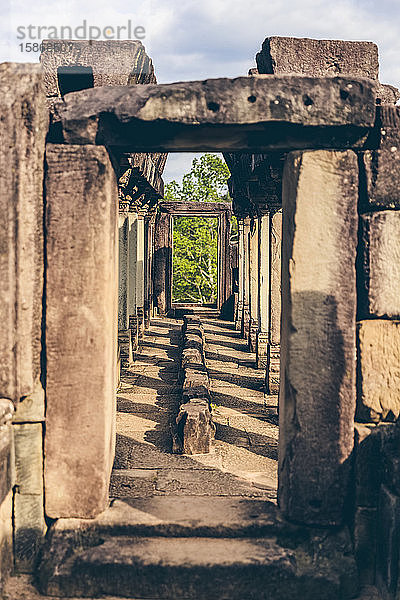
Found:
[118,202,133,367]
[267,209,282,393]
[45,144,118,519]
[241,217,251,339]
[153,211,170,316]
[136,211,145,337]
[248,218,260,352]
[236,219,245,331]
[144,214,152,329]
[127,210,139,353]
[279,150,358,526]
[256,209,270,368]
[144,211,157,328]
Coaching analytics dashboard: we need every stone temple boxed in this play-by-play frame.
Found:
[1,35,400,600]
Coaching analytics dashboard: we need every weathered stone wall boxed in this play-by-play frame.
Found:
[355,105,400,598]
[0,63,48,579]
[0,63,48,404]
[357,107,400,426]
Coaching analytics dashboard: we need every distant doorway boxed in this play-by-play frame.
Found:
[153,202,232,315]
[172,215,218,307]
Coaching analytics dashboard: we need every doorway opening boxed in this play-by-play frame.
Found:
[172,215,218,307]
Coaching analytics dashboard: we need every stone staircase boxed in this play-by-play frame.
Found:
[34,317,358,599]
[36,496,358,599]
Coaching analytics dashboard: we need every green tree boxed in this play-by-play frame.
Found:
[164,154,233,304]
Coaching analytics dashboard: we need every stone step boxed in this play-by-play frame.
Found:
[38,535,354,599]
[37,497,358,599]
[42,497,290,541]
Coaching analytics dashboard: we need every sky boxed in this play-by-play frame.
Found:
[3,0,400,184]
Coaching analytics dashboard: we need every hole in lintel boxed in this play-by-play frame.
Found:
[303,94,313,106]
[207,101,220,112]
[340,89,350,101]
[248,95,257,103]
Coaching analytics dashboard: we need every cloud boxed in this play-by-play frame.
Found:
[2,0,400,88]
[163,152,203,185]
[144,0,400,86]
[3,0,399,183]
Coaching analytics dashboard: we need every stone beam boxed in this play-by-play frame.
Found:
[56,75,377,152]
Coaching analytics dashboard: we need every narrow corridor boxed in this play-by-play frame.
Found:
[112,317,278,502]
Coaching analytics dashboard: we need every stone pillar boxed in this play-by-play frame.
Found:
[153,211,171,315]
[241,217,251,339]
[279,150,358,526]
[248,218,260,353]
[136,211,145,337]
[45,144,118,519]
[257,210,270,368]
[144,211,156,328]
[118,203,133,368]
[236,219,245,331]
[267,209,282,394]
[127,211,139,353]
[144,214,151,329]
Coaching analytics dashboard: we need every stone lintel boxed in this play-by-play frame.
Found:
[57,75,377,152]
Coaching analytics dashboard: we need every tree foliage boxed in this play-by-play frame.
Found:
[164,154,232,304]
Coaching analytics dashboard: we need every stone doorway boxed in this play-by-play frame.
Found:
[154,201,232,316]
[171,215,219,307]
[5,36,393,597]
[45,69,376,528]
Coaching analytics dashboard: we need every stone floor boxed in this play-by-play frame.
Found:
[3,317,383,599]
[111,316,278,502]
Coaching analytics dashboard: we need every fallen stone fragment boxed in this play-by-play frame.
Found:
[181,348,203,370]
[176,400,215,455]
[175,318,214,454]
